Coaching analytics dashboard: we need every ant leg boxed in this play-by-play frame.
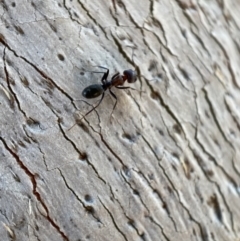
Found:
[109,89,118,118]
[97,65,109,84]
[68,93,105,131]
[89,71,107,74]
[100,68,109,84]
[86,66,109,84]
[96,66,109,70]
[111,72,120,80]
[115,86,130,89]
[116,86,142,92]
[82,92,105,118]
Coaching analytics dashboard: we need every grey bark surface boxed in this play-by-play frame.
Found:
[0,1,240,241]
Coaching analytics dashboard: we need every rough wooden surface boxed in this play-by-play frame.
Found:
[0,1,240,241]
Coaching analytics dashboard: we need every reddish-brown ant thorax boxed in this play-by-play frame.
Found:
[112,73,125,86]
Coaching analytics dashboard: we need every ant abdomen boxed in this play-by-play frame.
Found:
[123,69,137,83]
[82,84,104,99]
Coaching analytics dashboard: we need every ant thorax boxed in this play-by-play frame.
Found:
[111,73,125,86]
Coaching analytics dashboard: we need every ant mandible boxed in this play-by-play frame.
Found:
[70,66,137,129]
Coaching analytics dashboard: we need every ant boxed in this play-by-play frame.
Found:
[69,66,137,130]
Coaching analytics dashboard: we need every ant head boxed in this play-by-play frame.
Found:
[123,69,137,83]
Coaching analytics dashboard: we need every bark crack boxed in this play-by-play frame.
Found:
[132,168,178,232]
[108,184,144,239]
[76,0,108,38]
[62,0,83,26]
[211,32,239,89]
[140,136,210,241]
[203,87,235,150]
[0,137,69,241]
[120,170,150,214]
[98,197,128,241]
[58,120,107,185]
[58,169,102,223]
[3,47,24,114]
[0,34,78,111]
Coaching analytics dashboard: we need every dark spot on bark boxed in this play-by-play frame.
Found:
[79,152,87,160]
[181,29,187,38]
[78,122,89,133]
[140,232,146,241]
[14,25,24,35]
[177,1,196,10]
[5,52,12,64]
[11,2,16,7]
[148,173,154,180]
[35,224,39,231]
[148,60,158,72]
[157,72,163,79]
[171,163,178,173]
[173,124,181,134]
[160,51,167,63]
[18,140,26,148]
[84,194,93,203]
[20,76,29,87]
[213,138,220,148]
[49,23,57,33]
[229,129,235,137]
[43,78,54,90]
[23,136,31,143]
[10,170,21,182]
[162,201,168,210]
[167,186,172,194]
[170,70,176,80]
[85,205,94,214]
[9,78,15,86]
[150,91,160,100]
[122,132,136,143]
[26,118,40,129]
[127,219,135,227]
[74,12,79,18]
[58,53,65,61]
[42,98,52,108]
[94,140,100,148]
[122,165,131,177]
[179,66,190,80]
[0,34,7,45]
[206,170,214,177]
[71,117,88,133]
[207,194,222,223]
[183,157,194,179]
[205,110,210,118]
[133,189,139,195]
[172,152,180,160]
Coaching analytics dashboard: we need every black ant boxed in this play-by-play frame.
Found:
[69,66,137,130]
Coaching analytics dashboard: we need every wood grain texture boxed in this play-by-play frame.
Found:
[0,1,240,240]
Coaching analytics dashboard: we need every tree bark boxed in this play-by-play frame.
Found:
[0,1,240,240]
